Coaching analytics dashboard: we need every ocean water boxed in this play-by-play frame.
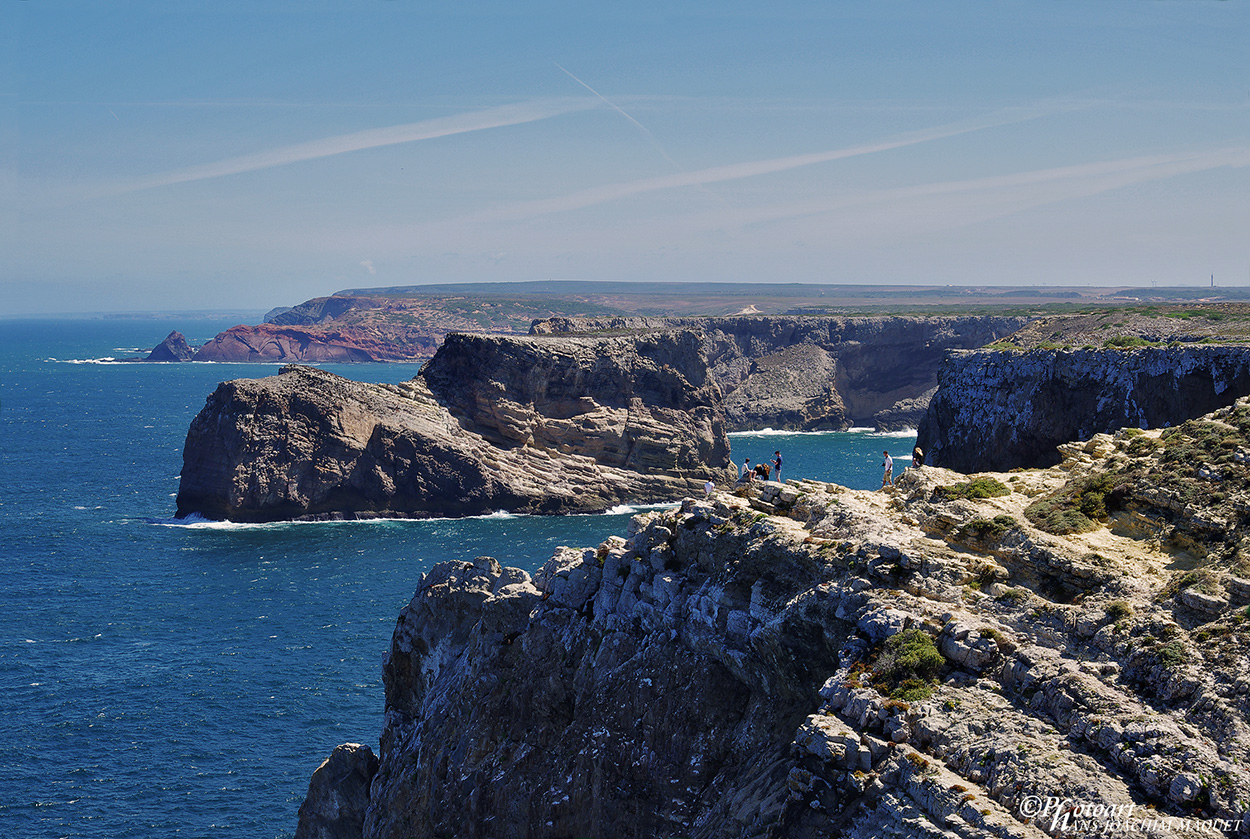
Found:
[0,318,914,839]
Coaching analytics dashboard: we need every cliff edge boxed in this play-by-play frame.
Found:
[917,346,1250,473]
[175,330,729,521]
[300,398,1250,838]
[533,315,1029,430]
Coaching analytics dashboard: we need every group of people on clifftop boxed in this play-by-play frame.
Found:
[882,445,924,488]
[703,443,925,499]
[734,450,783,486]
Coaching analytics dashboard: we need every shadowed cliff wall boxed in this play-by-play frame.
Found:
[916,345,1250,473]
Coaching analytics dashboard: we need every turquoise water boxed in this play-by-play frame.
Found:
[0,318,913,838]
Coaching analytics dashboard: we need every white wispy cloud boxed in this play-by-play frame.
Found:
[714,146,1250,237]
[461,102,1076,224]
[113,98,597,194]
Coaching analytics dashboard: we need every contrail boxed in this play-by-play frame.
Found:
[466,101,1077,223]
[659,146,1250,240]
[553,61,685,172]
[112,97,598,194]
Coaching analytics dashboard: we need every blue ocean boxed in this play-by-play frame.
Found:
[0,317,914,839]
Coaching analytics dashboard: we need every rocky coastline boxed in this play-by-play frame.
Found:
[917,345,1250,473]
[175,330,729,522]
[533,315,1029,431]
[296,398,1250,838]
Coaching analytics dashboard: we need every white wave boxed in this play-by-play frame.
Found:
[50,357,123,365]
[469,510,523,520]
[601,501,680,516]
[147,508,529,529]
[730,427,917,438]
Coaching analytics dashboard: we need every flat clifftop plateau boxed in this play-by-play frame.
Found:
[176,331,729,522]
[917,345,1250,474]
[190,323,445,362]
[533,315,1030,431]
[299,399,1250,839]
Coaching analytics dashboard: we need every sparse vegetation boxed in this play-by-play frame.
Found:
[934,477,1011,501]
[872,629,947,701]
[956,514,1018,541]
[1024,471,1121,534]
[1105,601,1134,621]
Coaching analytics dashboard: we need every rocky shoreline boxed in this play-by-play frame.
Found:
[296,399,1250,838]
[175,330,729,522]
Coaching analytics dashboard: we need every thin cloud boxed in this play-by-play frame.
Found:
[464,102,1076,224]
[114,98,598,194]
[717,146,1250,235]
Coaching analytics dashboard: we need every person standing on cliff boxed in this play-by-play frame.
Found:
[773,450,783,482]
[881,451,893,488]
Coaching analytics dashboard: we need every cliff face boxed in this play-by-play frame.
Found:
[533,316,1029,430]
[300,401,1250,837]
[176,331,729,522]
[191,323,444,362]
[917,346,1250,473]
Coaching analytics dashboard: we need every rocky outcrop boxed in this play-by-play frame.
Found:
[293,743,378,839]
[300,403,1250,837]
[176,331,729,521]
[533,315,1029,430]
[917,345,1250,473]
[191,324,444,362]
[143,330,195,362]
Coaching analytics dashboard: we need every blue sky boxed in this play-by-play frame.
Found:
[3,1,1248,314]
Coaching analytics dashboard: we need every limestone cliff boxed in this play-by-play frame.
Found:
[533,315,1029,430]
[175,331,729,522]
[299,399,1250,838]
[917,346,1250,473]
[191,323,444,362]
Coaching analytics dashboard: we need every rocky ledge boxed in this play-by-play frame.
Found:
[533,315,1029,431]
[917,345,1250,473]
[300,399,1250,838]
[175,330,729,521]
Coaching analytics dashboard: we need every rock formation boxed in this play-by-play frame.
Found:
[298,399,1250,838]
[142,330,195,362]
[533,315,1030,430]
[917,345,1250,473]
[175,331,729,522]
[191,323,444,362]
[293,743,378,839]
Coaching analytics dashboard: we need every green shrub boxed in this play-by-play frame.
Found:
[1025,472,1121,534]
[1105,601,1134,621]
[934,477,1011,501]
[1157,640,1186,668]
[996,587,1029,605]
[873,629,946,701]
[1104,335,1154,349]
[956,514,1018,541]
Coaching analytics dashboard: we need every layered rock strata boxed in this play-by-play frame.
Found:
[175,331,729,521]
[191,323,444,362]
[302,400,1250,838]
[533,315,1030,430]
[917,345,1250,473]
